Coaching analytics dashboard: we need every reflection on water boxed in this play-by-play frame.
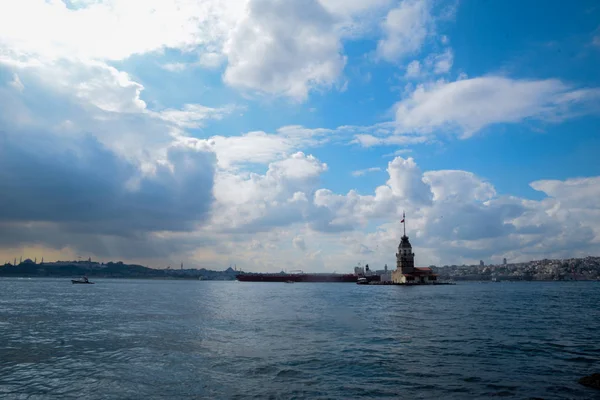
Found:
[0,278,599,399]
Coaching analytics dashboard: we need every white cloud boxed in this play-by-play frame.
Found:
[312,157,432,232]
[0,0,244,62]
[161,52,225,72]
[405,60,421,78]
[209,151,328,233]
[317,0,393,39]
[155,104,237,129]
[161,62,188,72]
[352,167,381,177]
[198,51,226,69]
[223,0,346,101]
[382,148,413,158]
[377,0,432,62]
[530,177,600,211]
[270,151,328,180]
[318,0,391,17]
[73,63,147,113]
[202,132,293,168]
[3,58,147,114]
[8,73,24,91]
[351,133,429,147]
[431,48,453,74]
[293,235,307,251]
[423,170,496,203]
[386,157,432,204]
[394,76,600,138]
[405,49,453,79]
[177,125,332,170]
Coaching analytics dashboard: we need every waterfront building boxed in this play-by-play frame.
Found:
[379,269,392,283]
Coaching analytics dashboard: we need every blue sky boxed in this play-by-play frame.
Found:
[0,0,599,271]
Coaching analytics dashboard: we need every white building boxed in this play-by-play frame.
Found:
[379,271,392,283]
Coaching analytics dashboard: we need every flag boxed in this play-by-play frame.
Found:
[400,218,405,223]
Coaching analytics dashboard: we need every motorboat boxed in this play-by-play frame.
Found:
[356,277,369,285]
[71,278,94,284]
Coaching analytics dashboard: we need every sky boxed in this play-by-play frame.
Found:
[1,0,599,272]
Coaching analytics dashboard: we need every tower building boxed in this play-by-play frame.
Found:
[392,212,437,284]
[396,234,415,274]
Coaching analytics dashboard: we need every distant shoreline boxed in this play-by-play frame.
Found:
[1,276,599,283]
[2,255,599,282]
[0,276,215,281]
[0,261,238,281]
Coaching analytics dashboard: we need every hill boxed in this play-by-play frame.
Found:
[0,260,238,280]
[432,256,600,281]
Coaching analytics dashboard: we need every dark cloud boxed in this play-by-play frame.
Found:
[0,130,216,236]
[0,221,218,260]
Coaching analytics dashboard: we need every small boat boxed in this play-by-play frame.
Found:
[285,280,294,283]
[356,277,369,285]
[71,279,94,284]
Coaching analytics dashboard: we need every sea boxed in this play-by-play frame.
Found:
[0,278,599,399]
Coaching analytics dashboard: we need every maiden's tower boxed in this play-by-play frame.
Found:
[391,213,437,284]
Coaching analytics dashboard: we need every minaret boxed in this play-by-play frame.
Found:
[396,211,415,274]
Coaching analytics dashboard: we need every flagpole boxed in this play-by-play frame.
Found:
[403,211,406,237]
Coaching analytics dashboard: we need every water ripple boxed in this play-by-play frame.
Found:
[0,279,599,399]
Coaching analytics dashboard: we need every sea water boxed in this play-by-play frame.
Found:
[1,278,599,399]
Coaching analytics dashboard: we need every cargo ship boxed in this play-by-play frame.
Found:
[236,272,358,283]
[235,264,382,283]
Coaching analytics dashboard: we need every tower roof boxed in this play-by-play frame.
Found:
[398,234,412,249]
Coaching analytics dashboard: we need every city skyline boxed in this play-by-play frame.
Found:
[0,0,599,272]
